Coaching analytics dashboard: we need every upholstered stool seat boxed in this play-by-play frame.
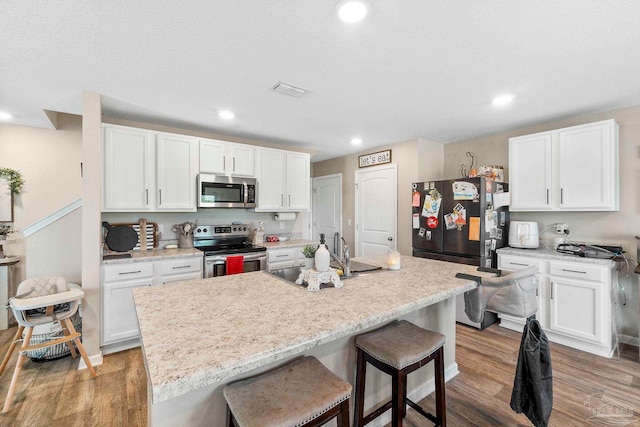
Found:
[224,356,352,427]
[354,320,446,427]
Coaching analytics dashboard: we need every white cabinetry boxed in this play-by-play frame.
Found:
[509,119,618,211]
[266,246,308,270]
[256,149,310,211]
[103,124,198,212]
[157,257,203,285]
[102,262,154,348]
[498,252,614,357]
[103,125,154,211]
[267,247,298,270]
[199,138,255,177]
[101,255,203,353]
[156,133,198,210]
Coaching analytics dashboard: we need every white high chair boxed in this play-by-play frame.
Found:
[0,276,97,412]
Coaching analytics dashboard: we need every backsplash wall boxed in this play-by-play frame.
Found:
[102,209,310,247]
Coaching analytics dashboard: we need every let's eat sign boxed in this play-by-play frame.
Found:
[358,149,392,168]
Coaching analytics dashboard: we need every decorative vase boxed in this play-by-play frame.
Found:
[303,257,314,270]
[314,244,330,272]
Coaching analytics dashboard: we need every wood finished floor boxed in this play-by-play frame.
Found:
[0,324,637,427]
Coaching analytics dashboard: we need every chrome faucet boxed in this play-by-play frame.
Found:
[330,237,350,277]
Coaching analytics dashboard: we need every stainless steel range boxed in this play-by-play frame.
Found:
[193,224,267,278]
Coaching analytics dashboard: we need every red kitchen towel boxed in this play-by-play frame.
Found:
[226,255,244,275]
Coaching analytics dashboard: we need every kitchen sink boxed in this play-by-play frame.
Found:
[265,262,384,289]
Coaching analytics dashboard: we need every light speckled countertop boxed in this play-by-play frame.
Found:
[260,239,315,249]
[133,255,491,403]
[102,248,203,264]
[497,247,615,266]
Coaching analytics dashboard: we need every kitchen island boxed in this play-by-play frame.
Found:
[133,255,489,426]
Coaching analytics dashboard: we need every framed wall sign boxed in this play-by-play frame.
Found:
[358,149,392,168]
[0,181,13,222]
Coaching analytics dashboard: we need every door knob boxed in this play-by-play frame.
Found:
[388,237,393,241]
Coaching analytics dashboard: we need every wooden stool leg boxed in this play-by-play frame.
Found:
[391,370,405,427]
[337,398,350,426]
[435,347,446,427]
[2,327,33,413]
[354,348,367,427]
[61,321,78,359]
[0,326,24,376]
[62,318,96,378]
[226,405,235,427]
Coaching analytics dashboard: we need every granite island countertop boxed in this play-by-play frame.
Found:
[133,255,492,404]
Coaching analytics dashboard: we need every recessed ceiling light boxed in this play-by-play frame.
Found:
[0,112,13,120]
[492,94,515,106]
[350,137,363,145]
[218,110,235,120]
[337,0,369,23]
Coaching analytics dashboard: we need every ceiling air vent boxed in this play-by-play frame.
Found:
[271,82,308,98]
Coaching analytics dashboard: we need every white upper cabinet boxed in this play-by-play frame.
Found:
[509,119,618,211]
[557,121,617,210]
[509,132,553,211]
[156,133,198,211]
[286,152,311,210]
[103,125,155,211]
[199,138,255,177]
[103,124,198,212]
[255,148,310,211]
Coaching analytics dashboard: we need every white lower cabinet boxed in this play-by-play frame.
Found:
[497,252,614,357]
[101,256,203,353]
[266,246,308,270]
[267,247,298,270]
[102,263,154,348]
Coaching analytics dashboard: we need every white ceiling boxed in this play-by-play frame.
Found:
[2,1,640,162]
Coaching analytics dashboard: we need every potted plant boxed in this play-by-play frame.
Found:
[301,244,318,269]
[0,223,12,241]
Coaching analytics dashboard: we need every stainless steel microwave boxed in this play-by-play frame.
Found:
[197,174,256,208]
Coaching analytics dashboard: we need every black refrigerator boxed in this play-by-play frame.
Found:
[411,177,509,328]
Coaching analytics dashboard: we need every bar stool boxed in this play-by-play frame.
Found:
[354,320,446,427]
[224,356,352,427]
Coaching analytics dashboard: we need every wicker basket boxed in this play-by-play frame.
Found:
[24,314,82,361]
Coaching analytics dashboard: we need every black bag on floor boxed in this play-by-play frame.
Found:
[510,318,553,427]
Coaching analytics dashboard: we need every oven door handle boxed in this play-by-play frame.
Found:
[205,253,266,264]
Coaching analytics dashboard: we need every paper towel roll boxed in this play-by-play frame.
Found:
[274,212,296,221]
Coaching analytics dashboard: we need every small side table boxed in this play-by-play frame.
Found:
[295,268,343,292]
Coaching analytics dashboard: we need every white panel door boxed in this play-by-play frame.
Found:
[156,133,198,211]
[103,125,154,211]
[558,120,617,210]
[313,174,342,255]
[509,132,553,211]
[355,164,397,257]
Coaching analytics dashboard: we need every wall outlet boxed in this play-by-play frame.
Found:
[555,223,569,234]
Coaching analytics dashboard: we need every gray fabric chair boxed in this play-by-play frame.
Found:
[463,266,539,323]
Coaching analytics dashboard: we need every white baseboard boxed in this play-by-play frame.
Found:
[618,334,639,347]
[78,351,103,371]
[366,362,459,427]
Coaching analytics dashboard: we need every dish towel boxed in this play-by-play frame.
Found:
[226,255,244,275]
